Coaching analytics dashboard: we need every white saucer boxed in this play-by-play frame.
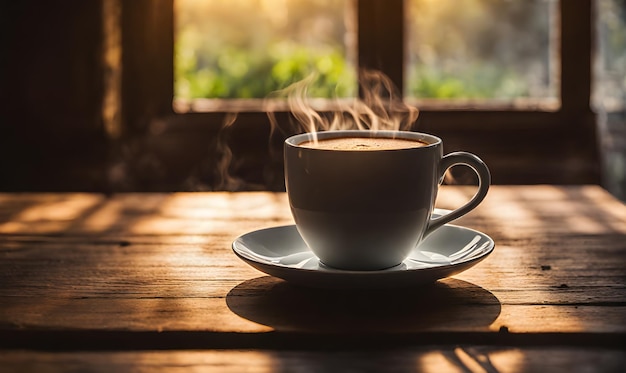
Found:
[232,212,494,288]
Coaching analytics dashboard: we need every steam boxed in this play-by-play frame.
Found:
[213,70,420,191]
[215,112,243,191]
[267,69,419,141]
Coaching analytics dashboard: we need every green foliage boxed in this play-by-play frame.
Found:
[175,39,355,99]
[174,0,561,101]
[408,64,528,99]
[406,0,555,100]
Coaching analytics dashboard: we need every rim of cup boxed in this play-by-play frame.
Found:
[285,130,442,150]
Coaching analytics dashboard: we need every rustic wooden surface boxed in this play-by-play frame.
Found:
[0,186,625,371]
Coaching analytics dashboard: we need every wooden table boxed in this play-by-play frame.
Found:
[1,186,625,372]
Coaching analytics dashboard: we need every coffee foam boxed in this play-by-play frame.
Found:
[299,137,428,151]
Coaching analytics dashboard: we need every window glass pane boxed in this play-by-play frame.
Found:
[406,0,558,103]
[594,0,626,201]
[594,0,626,110]
[174,0,356,102]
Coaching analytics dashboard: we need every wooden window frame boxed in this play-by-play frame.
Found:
[120,0,599,190]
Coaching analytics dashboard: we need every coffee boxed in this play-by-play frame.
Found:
[300,137,428,151]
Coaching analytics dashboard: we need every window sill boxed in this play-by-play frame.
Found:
[173,97,561,114]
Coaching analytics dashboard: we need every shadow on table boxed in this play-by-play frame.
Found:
[226,276,501,333]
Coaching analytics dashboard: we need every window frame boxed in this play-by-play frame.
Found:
[120,0,599,188]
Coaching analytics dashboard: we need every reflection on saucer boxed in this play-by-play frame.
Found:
[232,223,495,289]
[226,276,501,333]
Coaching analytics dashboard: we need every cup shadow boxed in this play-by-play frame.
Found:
[226,276,501,333]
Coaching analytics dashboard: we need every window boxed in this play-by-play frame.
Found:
[406,0,558,107]
[594,0,626,200]
[121,0,599,190]
[594,0,626,112]
[174,0,357,112]
[175,0,560,109]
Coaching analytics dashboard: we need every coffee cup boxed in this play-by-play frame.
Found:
[284,130,490,271]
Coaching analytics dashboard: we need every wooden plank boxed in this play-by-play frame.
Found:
[0,186,623,237]
[1,239,625,334]
[0,238,624,305]
[0,192,293,236]
[1,347,625,373]
[1,294,625,335]
[0,231,623,297]
[0,187,624,348]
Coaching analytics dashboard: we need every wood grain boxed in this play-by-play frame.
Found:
[0,186,624,353]
[1,347,625,373]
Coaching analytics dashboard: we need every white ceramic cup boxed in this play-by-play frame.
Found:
[284,130,490,271]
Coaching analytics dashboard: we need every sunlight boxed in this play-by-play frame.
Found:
[0,194,104,234]
[434,186,478,214]
[157,192,289,220]
[580,186,626,232]
[416,351,466,373]
[13,194,102,221]
[79,199,123,233]
[129,350,276,372]
[484,348,526,372]
[261,0,288,27]
[415,347,524,372]
[128,192,291,235]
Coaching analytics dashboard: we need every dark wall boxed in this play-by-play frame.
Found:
[0,1,108,191]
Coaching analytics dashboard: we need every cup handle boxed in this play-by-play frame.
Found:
[424,152,491,237]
